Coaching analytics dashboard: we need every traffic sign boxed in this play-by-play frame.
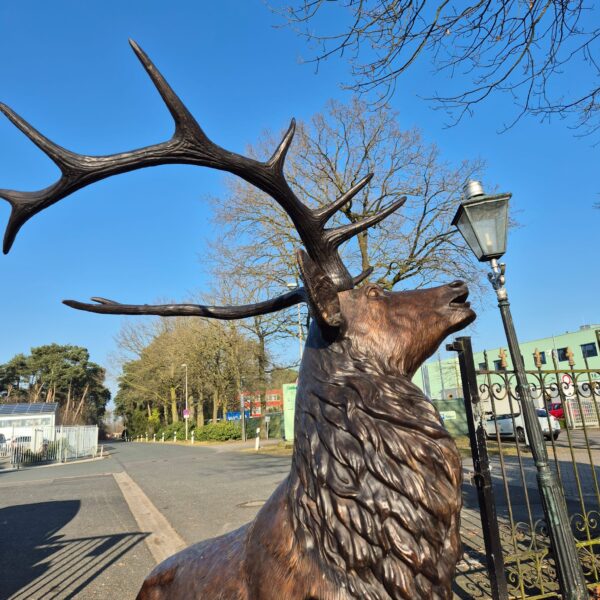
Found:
[183,409,190,419]
[561,374,573,387]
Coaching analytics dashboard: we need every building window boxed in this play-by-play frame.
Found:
[493,360,503,371]
[478,362,487,370]
[581,342,598,358]
[557,347,569,362]
[538,351,547,365]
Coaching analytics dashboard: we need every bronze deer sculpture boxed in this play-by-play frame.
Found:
[1,41,476,599]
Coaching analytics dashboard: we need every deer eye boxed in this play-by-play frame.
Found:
[366,285,382,298]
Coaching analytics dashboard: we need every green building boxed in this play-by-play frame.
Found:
[283,383,297,441]
[413,324,600,401]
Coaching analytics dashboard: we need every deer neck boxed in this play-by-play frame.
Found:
[286,323,462,598]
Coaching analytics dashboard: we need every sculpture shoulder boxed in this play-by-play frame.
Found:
[136,525,251,600]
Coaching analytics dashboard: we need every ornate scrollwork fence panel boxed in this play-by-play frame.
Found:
[466,358,600,599]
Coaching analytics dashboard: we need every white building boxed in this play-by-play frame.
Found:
[0,403,59,440]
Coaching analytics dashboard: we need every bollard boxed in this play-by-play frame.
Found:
[162,433,165,443]
[99,445,104,459]
[191,432,195,444]
[153,434,156,443]
[145,433,148,443]
[255,427,261,451]
[173,432,177,443]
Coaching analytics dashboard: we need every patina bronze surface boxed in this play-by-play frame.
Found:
[1,42,476,599]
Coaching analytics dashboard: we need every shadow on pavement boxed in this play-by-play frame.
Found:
[0,500,147,600]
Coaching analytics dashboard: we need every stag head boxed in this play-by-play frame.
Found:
[0,40,475,360]
[298,250,475,377]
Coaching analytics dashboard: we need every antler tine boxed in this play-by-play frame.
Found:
[128,40,207,141]
[314,173,374,225]
[62,288,306,320]
[0,104,77,169]
[325,197,407,249]
[352,266,374,286]
[267,119,296,173]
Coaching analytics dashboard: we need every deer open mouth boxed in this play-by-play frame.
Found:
[449,289,471,309]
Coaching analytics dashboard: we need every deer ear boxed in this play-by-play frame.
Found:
[296,249,343,328]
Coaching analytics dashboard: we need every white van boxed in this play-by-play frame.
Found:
[484,408,560,443]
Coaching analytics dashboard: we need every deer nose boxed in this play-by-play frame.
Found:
[449,280,465,288]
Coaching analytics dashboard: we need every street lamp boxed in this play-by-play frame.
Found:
[239,382,247,443]
[181,363,189,441]
[452,180,510,262]
[453,181,587,599]
[286,282,303,363]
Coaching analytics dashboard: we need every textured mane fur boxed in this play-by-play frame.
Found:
[288,336,462,600]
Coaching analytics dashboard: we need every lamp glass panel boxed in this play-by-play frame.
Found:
[456,210,484,259]
[464,198,508,259]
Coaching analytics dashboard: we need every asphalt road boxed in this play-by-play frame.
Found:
[0,441,291,600]
[2,435,598,599]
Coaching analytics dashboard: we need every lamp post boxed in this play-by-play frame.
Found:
[181,363,189,441]
[453,181,587,599]
[286,282,303,363]
[240,378,247,443]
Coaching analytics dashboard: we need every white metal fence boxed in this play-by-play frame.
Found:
[0,425,98,466]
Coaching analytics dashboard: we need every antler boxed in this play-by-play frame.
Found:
[1,40,404,318]
[62,268,374,318]
[63,288,306,320]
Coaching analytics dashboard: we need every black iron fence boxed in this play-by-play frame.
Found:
[451,336,600,599]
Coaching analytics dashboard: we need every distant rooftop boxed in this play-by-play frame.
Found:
[0,403,59,416]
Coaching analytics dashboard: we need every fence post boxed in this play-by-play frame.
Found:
[58,425,63,462]
[255,427,260,451]
[448,336,509,600]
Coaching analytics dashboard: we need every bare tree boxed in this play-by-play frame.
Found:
[201,279,300,417]
[209,97,485,297]
[281,1,600,133]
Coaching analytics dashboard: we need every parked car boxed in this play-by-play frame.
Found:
[9,435,50,451]
[10,435,32,447]
[547,402,564,420]
[484,409,560,442]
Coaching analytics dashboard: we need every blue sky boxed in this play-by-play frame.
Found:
[1,1,598,392]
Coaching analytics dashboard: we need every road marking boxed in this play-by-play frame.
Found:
[113,471,186,564]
